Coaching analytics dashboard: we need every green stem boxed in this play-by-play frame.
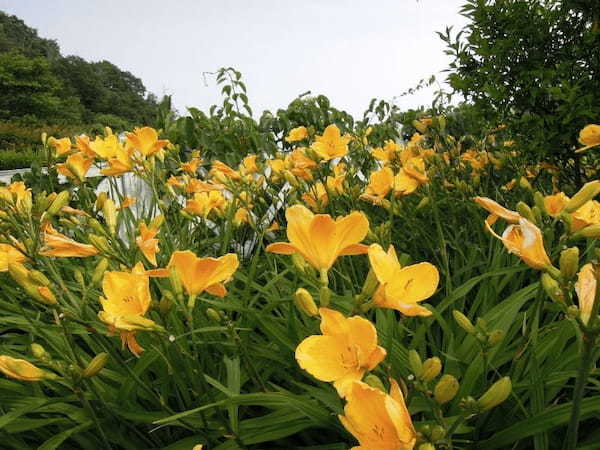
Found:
[563,334,596,450]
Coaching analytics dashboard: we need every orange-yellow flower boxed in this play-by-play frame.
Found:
[0,243,26,272]
[56,152,94,182]
[312,125,351,160]
[101,147,133,177]
[285,126,309,143]
[39,224,99,258]
[210,160,241,182]
[571,200,600,232]
[48,137,72,157]
[544,192,569,217]
[0,355,57,381]
[185,178,225,194]
[339,380,416,450]
[372,140,401,164]
[393,169,420,196]
[368,244,438,316]
[363,167,394,200]
[136,223,160,266]
[295,308,386,396]
[126,127,169,156]
[184,191,226,217]
[576,124,600,153]
[266,205,369,271]
[118,196,137,210]
[302,182,328,210]
[167,250,239,297]
[98,270,160,356]
[181,158,202,174]
[486,217,552,270]
[240,154,259,175]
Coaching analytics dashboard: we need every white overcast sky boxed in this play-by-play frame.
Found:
[0,0,468,118]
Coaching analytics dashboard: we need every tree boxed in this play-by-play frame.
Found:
[442,0,600,182]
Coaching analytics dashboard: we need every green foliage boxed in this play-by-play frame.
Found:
[442,0,600,182]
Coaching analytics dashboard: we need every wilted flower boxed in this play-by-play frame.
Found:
[0,355,57,381]
[39,224,99,258]
[575,264,597,325]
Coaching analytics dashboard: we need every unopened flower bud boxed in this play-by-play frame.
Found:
[102,199,118,235]
[564,181,600,213]
[206,308,222,323]
[519,176,532,191]
[82,352,109,378]
[28,270,51,286]
[168,266,184,298]
[516,201,535,223]
[89,234,111,253]
[95,192,108,211]
[291,253,309,274]
[88,218,106,235]
[283,171,299,188]
[319,286,331,307]
[453,310,476,334]
[418,444,436,450]
[578,224,600,239]
[92,258,109,286]
[416,196,430,210]
[488,329,505,346]
[46,190,70,216]
[36,286,58,305]
[430,425,446,441]
[533,191,546,214]
[364,374,386,392]
[294,288,318,316]
[420,357,442,382]
[559,247,579,281]
[74,269,85,287]
[408,350,423,377]
[150,214,164,230]
[31,343,49,360]
[434,374,459,404]
[541,273,565,303]
[478,377,512,411]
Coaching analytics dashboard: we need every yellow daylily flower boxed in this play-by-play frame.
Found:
[302,182,328,210]
[368,244,438,316]
[372,140,401,164]
[185,178,225,194]
[233,207,251,227]
[181,158,202,174]
[575,264,597,325]
[0,243,27,272]
[571,200,600,232]
[544,192,569,217]
[56,152,94,182]
[339,380,416,450]
[576,124,600,153]
[136,223,160,266]
[363,167,394,200]
[167,250,239,297]
[266,205,369,271]
[48,136,72,156]
[486,217,552,270]
[39,224,99,258]
[90,134,124,160]
[0,355,57,381]
[98,270,159,356]
[312,125,351,161]
[240,154,259,175]
[210,160,241,182]
[126,127,169,156]
[393,169,420,196]
[0,181,32,210]
[101,147,134,177]
[285,126,309,143]
[184,191,227,217]
[295,308,386,396]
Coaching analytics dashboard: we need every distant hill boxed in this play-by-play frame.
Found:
[0,10,162,128]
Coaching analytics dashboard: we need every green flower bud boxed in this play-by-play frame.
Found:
[82,352,109,378]
[102,199,118,235]
[92,258,109,286]
[434,374,459,404]
[519,176,532,191]
[578,224,600,239]
[453,310,476,334]
[28,270,51,287]
[168,267,183,298]
[89,234,111,253]
[533,191,546,214]
[516,201,535,223]
[416,196,430,210]
[541,272,565,303]
[408,350,423,377]
[319,286,331,307]
[31,343,49,360]
[418,444,436,450]
[564,181,600,213]
[430,425,446,441]
[46,190,70,216]
[206,308,221,323]
[478,377,512,411]
[559,247,579,281]
[360,268,379,297]
[294,288,318,316]
[488,330,505,346]
[74,269,85,287]
[364,374,386,392]
[420,357,442,382]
